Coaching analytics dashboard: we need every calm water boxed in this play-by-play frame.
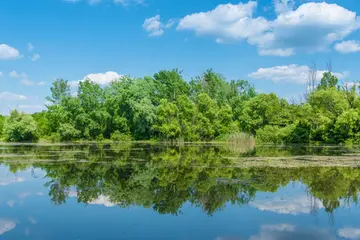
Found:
[1,143,360,239]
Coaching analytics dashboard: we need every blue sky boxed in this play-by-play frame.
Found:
[1,0,360,115]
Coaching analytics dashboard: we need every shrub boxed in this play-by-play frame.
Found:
[3,110,39,142]
[110,131,132,142]
[59,123,80,141]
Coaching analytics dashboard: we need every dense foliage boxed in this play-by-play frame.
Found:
[1,69,360,143]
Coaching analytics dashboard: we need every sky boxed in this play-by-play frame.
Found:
[1,0,360,115]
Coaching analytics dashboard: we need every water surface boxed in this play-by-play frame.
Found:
[1,143,360,239]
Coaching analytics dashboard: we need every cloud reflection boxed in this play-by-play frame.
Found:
[251,195,323,215]
[249,224,335,240]
[338,228,360,239]
[69,191,116,207]
[0,177,24,186]
[0,219,16,235]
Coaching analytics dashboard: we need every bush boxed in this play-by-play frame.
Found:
[256,123,310,144]
[59,123,80,141]
[256,125,283,144]
[110,131,132,142]
[3,110,39,142]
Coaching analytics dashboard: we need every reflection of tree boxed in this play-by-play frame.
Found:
[1,144,360,215]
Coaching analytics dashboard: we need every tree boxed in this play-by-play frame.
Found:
[239,93,290,134]
[190,69,230,105]
[153,69,190,102]
[153,99,181,140]
[3,110,38,142]
[46,79,70,104]
[317,72,338,90]
[0,115,5,137]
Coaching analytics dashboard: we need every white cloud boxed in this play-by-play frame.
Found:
[27,43,34,52]
[338,228,360,240]
[177,1,267,40]
[143,15,174,37]
[9,71,27,78]
[344,82,360,88]
[0,92,27,101]
[273,0,295,14]
[249,64,348,84]
[0,72,3,77]
[259,48,294,56]
[0,44,20,60]
[10,71,45,86]
[31,53,40,61]
[71,71,122,87]
[251,195,324,215]
[0,219,16,235]
[143,15,163,36]
[335,40,360,53]
[177,2,360,56]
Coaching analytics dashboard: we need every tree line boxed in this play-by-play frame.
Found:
[0,69,359,144]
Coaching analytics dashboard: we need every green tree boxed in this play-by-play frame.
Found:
[0,115,5,137]
[153,69,190,102]
[153,99,181,140]
[3,110,38,142]
[317,72,338,90]
[46,79,70,104]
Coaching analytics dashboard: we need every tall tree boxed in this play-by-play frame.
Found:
[46,79,70,104]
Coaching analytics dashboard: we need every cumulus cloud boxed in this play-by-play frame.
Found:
[0,72,3,77]
[143,15,174,37]
[70,71,122,87]
[177,1,360,56]
[0,92,27,101]
[273,0,295,14]
[335,40,360,53]
[143,15,164,36]
[249,64,348,84]
[338,228,360,240]
[0,44,20,60]
[84,71,122,85]
[0,219,16,235]
[251,195,324,215]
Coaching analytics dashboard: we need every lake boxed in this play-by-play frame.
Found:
[1,143,360,239]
